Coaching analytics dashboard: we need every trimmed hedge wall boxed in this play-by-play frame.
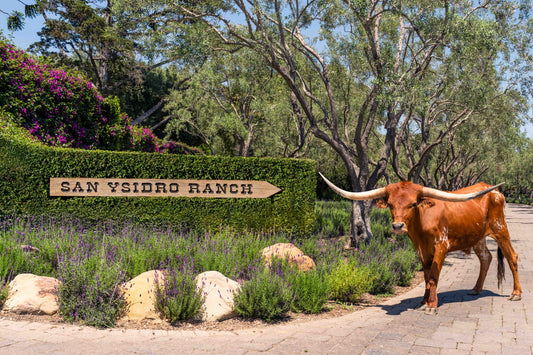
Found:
[0,118,316,234]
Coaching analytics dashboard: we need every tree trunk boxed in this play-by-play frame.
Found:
[350,200,373,248]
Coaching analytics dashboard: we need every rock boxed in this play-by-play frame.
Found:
[261,243,316,272]
[195,271,241,322]
[3,274,59,315]
[120,270,165,322]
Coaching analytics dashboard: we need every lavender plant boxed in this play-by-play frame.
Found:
[290,269,330,314]
[0,281,8,308]
[391,248,421,287]
[233,270,294,322]
[154,267,204,323]
[57,255,126,328]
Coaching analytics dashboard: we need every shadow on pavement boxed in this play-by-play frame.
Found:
[378,289,503,316]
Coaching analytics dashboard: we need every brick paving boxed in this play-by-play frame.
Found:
[0,204,531,354]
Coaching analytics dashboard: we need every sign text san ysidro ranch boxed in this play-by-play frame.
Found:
[49,178,281,199]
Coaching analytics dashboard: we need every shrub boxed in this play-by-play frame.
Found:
[313,200,351,237]
[0,39,116,149]
[369,208,394,240]
[233,271,293,322]
[328,259,375,303]
[357,238,399,295]
[57,256,126,328]
[155,268,204,323]
[366,260,398,295]
[0,38,200,154]
[0,241,28,282]
[0,281,8,308]
[356,233,420,294]
[291,270,330,314]
[314,201,395,240]
[0,122,316,234]
[391,248,421,287]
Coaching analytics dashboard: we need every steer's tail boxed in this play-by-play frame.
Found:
[497,247,505,288]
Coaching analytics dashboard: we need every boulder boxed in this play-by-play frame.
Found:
[120,270,165,321]
[3,274,59,315]
[195,271,241,322]
[261,243,316,272]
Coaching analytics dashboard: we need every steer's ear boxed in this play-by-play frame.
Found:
[376,199,388,209]
[418,198,435,209]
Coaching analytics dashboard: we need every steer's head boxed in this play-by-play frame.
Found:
[375,181,425,235]
[319,173,503,235]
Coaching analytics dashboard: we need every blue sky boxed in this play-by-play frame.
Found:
[1,5,532,140]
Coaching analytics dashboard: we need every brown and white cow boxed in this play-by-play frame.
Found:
[319,173,522,315]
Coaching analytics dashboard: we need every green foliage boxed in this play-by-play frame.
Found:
[357,235,420,295]
[369,208,393,240]
[366,260,398,295]
[0,39,200,154]
[0,281,8,308]
[57,256,126,328]
[155,268,204,323]
[391,249,421,287]
[163,48,293,157]
[496,139,533,205]
[313,200,351,237]
[0,211,421,324]
[290,270,330,314]
[0,120,316,234]
[314,200,394,240]
[328,259,375,303]
[0,38,115,149]
[233,271,293,322]
[0,241,27,282]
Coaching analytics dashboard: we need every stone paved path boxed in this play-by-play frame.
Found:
[0,204,531,354]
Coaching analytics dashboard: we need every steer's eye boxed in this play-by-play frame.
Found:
[411,202,418,208]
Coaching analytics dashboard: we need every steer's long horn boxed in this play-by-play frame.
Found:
[319,173,387,200]
[422,183,505,202]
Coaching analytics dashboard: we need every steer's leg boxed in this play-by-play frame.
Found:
[493,232,522,300]
[418,266,431,310]
[425,245,446,315]
[470,238,492,295]
[488,192,522,300]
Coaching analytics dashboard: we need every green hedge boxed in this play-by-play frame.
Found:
[0,116,316,234]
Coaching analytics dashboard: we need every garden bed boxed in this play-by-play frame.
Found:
[0,206,421,327]
[0,271,424,331]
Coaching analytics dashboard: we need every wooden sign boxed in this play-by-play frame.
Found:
[50,178,281,199]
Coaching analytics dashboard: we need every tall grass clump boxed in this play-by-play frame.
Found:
[57,255,126,328]
[155,267,204,323]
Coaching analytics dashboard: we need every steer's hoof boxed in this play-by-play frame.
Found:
[424,307,438,316]
[508,294,522,301]
[468,289,480,296]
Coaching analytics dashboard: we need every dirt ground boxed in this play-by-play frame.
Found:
[0,271,424,332]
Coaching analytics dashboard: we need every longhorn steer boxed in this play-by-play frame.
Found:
[319,173,522,315]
